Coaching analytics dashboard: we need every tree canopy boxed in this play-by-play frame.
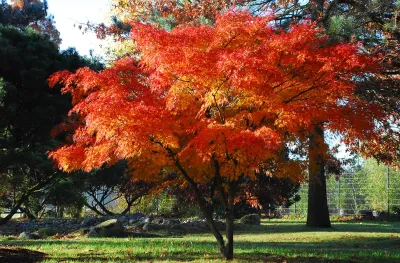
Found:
[47,10,391,259]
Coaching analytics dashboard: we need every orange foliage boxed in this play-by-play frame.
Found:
[11,0,42,9]
[111,0,242,24]
[49,11,383,187]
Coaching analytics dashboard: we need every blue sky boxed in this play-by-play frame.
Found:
[48,0,111,56]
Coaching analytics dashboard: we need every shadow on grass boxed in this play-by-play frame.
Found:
[123,221,400,237]
[234,222,400,234]
[3,235,399,262]
[0,247,47,263]
[37,253,360,263]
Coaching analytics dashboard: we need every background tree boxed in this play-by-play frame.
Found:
[0,0,61,47]
[0,21,100,224]
[169,173,301,218]
[361,159,400,213]
[0,0,46,27]
[79,162,152,216]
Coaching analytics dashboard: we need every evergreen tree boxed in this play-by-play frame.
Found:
[0,26,101,225]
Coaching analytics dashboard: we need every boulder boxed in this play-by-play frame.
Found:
[81,217,97,227]
[142,223,165,231]
[87,229,99,238]
[182,220,208,230]
[143,216,153,223]
[214,220,225,230]
[132,220,146,228]
[169,224,183,230]
[129,213,145,222]
[18,232,40,240]
[164,218,181,226]
[117,215,127,223]
[88,219,125,238]
[240,214,261,225]
[129,215,145,225]
[152,218,180,226]
[152,218,164,225]
[37,228,57,238]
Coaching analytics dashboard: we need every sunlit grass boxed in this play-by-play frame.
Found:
[1,220,399,262]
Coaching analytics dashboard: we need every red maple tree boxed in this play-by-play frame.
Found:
[49,11,383,259]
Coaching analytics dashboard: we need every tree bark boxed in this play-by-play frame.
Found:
[305,1,332,228]
[174,159,226,252]
[0,193,30,225]
[223,181,235,260]
[84,201,106,216]
[19,206,37,220]
[307,125,331,227]
[0,174,56,225]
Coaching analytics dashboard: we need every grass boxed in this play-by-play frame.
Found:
[1,219,399,262]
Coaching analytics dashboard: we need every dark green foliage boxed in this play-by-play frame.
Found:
[167,172,300,219]
[0,26,96,173]
[0,25,103,224]
[0,1,47,28]
[80,161,152,216]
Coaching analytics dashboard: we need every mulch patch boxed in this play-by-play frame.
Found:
[0,246,47,263]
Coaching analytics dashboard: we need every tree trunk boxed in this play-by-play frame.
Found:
[0,194,30,225]
[0,174,56,225]
[56,206,64,218]
[304,1,332,228]
[202,205,226,255]
[307,125,331,227]
[19,206,37,220]
[84,201,107,216]
[223,182,235,260]
[175,158,239,259]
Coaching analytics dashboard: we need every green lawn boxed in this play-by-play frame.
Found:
[1,220,399,262]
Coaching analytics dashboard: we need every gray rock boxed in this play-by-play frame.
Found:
[132,220,146,228]
[128,218,137,225]
[142,223,165,231]
[240,214,261,225]
[81,217,97,227]
[152,218,164,225]
[88,219,125,238]
[18,232,29,239]
[18,232,40,240]
[130,216,150,227]
[143,216,153,223]
[170,224,183,230]
[37,228,57,238]
[180,220,208,230]
[163,218,180,226]
[117,215,127,223]
[214,220,225,230]
[87,228,100,238]
[130,213,145,220]
[191,220,208,229]
[149,218,180,227]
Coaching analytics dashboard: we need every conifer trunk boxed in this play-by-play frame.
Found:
[307,125,331,227]
[306,1,332,228]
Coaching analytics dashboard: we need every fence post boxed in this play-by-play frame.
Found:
[155,197,159,215]
[338,176,341,215]
[387,166,390,215]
